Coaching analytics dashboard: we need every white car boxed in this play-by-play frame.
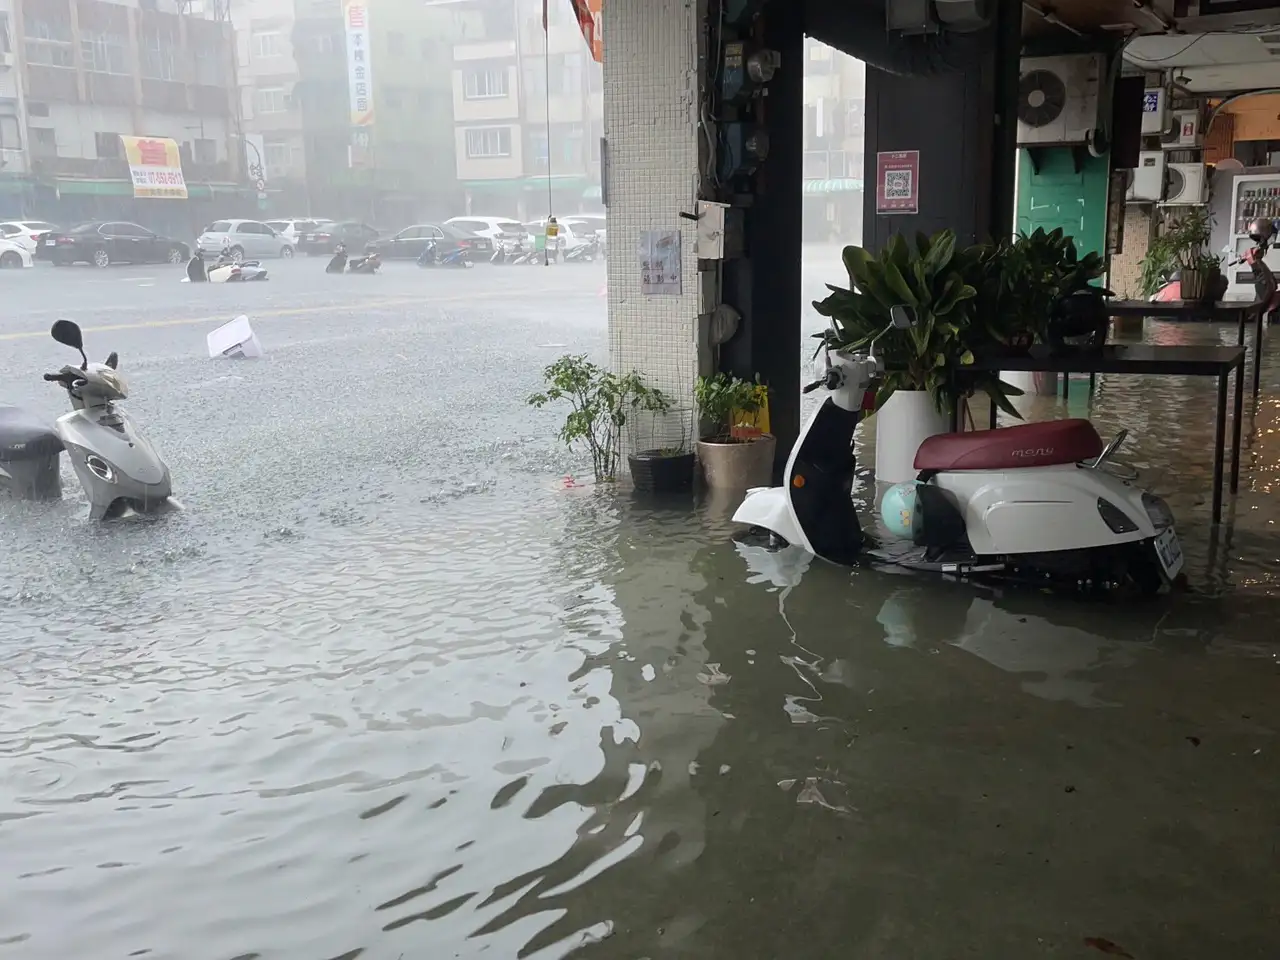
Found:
[197,219,296,261]
[0,237,34,268]
[0,220,58,252]
[522,219,587,256]
[444,216,526,256]
[265,218,332,243]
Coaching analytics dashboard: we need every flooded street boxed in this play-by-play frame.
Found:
[2,252,1278,959]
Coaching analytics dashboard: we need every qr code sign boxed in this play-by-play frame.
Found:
[884,169,912,199]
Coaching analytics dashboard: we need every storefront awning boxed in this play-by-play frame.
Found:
[463,175,592,195]
[54,179,248,199]
[803,178,864,195]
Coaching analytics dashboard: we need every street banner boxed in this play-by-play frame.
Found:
[569,0,602,62]
[344,0,374,127]
[120,136,187,199]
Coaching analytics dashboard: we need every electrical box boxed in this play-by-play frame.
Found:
[717,123,769,185]
[1141,88,1167,135]
[696,200,729,260]
[1125,150,1165,202]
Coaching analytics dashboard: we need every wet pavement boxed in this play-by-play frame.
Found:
[1,252,1278,959]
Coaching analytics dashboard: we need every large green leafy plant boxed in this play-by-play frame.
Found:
[813,230,1024,418]
[694,373,763,442]
[972,227,1106,344]
[1138,208,1214,297]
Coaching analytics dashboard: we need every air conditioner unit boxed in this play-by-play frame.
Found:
[1126,150,1166,202]
[1163,162,1208,205]
[0,52,14,69]
[1162,110,1201,148]
[1016,54,1103,146]
[1142,87,1168,135]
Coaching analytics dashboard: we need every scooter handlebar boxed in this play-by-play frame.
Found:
[802,379,824,394]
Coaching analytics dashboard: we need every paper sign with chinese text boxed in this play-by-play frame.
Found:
[120,136,187,199]
[344,0,374,128]
[875,150,919,215]
[640,230,681,296]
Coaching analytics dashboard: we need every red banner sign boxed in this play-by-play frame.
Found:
[569,0,602,62]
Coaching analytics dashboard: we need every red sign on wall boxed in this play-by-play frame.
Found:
[875,150,920,215]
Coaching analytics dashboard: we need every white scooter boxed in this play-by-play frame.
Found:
[208,243,268,283]
[732,307,1183,594]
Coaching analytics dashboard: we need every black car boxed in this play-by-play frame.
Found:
[377,223,475,260]
[48,221,190,268]
[296,221,379,255]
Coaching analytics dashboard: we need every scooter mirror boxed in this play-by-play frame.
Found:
[105,351,119,369]
[889,305,914,329]
[51,319,83,351]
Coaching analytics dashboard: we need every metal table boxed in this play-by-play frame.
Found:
[1105,299,1266,399]
[960,345,1247,525]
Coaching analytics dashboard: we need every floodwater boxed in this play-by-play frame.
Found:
[1,254,1278,959]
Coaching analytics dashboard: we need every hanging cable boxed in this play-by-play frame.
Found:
[544,20,554,266]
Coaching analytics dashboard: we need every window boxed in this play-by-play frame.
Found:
[252,31,282,58]
[207,221,232,232]
[30,127,56,157]
[548,53,582,95]
[194,45,225,85]
[256,87,289,114]
[25,18,74,67]
[529,130,548,163]
[0,116,18,152]
[0,13,11,54]
[563,124,584,166]
[140,28,176,80]
[387,31,405,55]
[264,140,291,173]
[464,66,508,99]
[81,30,128,75]
[312,33,338,54]
[194,138,217,164]
[112,223,149,238]
[94,131,121,159]
[465,126,511,158]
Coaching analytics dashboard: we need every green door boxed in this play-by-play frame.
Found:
[1015,148,1109,259]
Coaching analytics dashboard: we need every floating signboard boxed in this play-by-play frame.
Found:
[120,136,187,199]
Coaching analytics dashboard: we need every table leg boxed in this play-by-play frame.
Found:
[1253,309,1266,399]
[988,398,997,430]
[1237,311,1245,347]
[949,401,960,433]
[1062,373,1070,402]
[1212,371,1227,525]
[1232,358,1244,494]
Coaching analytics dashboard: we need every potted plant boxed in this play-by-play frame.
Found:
[693,372,774,489]
[813,229,1024,483]
[1138,208,1219,302]
[627,406,696,493]
[527,355,672,484]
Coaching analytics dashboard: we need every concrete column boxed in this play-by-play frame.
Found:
[602,0,704,450]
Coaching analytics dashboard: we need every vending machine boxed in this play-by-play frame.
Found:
[1226,172,1280,300]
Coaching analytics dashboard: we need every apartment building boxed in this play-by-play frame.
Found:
[5,0,241,231]
[803,39,865,242]
[237,0,458,223]
[448,0,602,219]
[0,0,29,187]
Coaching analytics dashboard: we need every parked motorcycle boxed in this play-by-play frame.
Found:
[563,235,602,264]
[732,305,1182,595]
[417,240,473,269]
[0,320,176,520]
[185,248,208,282]
[489,238,526,265]
[326,242,348,274]
[208,243,268,282]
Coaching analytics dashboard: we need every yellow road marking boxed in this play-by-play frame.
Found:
[0,287,588,342]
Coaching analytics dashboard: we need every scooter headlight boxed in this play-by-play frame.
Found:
[85,454,115,483]
[96,368,128,395]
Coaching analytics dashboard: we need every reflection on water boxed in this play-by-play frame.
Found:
[1,316,1279,959]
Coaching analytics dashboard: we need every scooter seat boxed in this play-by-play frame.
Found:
[0,405,63,461]
[914,418,1103,472]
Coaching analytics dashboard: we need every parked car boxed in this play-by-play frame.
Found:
[296,221,379,255]
[563,215,606,252]
[377,223,475,260]
[0,220,58,253]
[443,216,526,256]
[47,222,190,267]
[522,219,587,257]
[0,236,34,268]
[197,219,296,261]
[264,218,332,243]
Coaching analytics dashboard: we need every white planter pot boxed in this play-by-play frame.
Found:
[873,390,948,484]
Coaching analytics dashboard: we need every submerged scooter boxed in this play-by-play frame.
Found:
[208,243,268,282]
[185,248,208,282]
[348,243,381,274]
[0,320,175,520]
[326,242,348,274]
[732,306,1183,594]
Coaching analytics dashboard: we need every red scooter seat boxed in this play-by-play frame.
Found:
[914,419,1104,471]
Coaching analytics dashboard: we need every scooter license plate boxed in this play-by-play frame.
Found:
[1154,527,1184,580]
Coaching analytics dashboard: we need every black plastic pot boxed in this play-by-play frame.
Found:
[628,449,695,493]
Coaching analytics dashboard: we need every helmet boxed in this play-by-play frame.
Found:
[1248,218,1276,243]
[880,482,922,539]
